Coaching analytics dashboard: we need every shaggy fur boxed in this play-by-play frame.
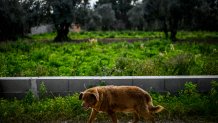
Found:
[79,86,164,123]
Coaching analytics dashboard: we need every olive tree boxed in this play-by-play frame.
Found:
[0,0,24,41]
[127,3,145,30]
[0,0,47,41]
[45,0,82,41]
[95,3,116,30]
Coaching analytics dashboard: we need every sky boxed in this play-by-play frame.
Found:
[90,0,97,7]
[89,0,143,7]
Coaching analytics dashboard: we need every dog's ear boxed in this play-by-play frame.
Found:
[79,92,83,100]
[92,89,99,102]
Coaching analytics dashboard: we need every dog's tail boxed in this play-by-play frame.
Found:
[148,103,164,113]
[147,96,164,113]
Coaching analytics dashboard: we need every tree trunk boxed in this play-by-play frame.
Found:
[162,19,169,39]
[170,29,177,41]
[169,17,179,42]
[54,21,71,42]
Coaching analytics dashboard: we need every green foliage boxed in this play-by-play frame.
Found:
[182,82,199,95]
[152,81,218,122]
[0,31,217,76]
[1,81,218,122]
[68,31,163,39]
[94,3,116,30]
[153,81,202,118]
[95,0,134,30]
[208,81,218,116]
[163,54,197,75]
[0,94,88,122]
[0,0,25,41]
[39,82,48,100]
[210,81,218,97]
[0,0,46,41]
[23,90,37,104]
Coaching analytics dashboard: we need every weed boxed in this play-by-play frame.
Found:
[182,82,199,95]
[164,54,196,75]
[208,81,218,115]
[23,90,37,104]
[39,82,48,100]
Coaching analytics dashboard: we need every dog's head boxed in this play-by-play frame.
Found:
[79,89,99,110]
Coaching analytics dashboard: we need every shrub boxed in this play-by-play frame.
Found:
[39,82,48,100]
[23,90,37,104]
[163,54,197,75]
[112,57,139,75]
[208,81,218,115]
[202,57,218,75]
[156,81,218,121]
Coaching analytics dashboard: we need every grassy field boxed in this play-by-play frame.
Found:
[0,32,218,122]
[0,82,218,122]
[0,31,217,76]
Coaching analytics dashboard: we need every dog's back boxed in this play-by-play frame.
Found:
[90,86,161,113]
[103,86,150,112]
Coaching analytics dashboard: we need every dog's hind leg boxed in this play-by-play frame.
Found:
[137,106,155,123]
[132,113,139,123]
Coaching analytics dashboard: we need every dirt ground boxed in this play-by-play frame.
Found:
[59,120,215,123]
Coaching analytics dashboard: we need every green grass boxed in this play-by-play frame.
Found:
[1,31,217,122]
[0,31,217,76]
[0,94,88,122]
[69,31,164,39]
[1,82,218,122]
[30,31,164,41]
[30,31,218,41]
[177,31,218,39]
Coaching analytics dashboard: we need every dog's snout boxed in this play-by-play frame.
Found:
[81,102,84,107]
[81,102,86,107]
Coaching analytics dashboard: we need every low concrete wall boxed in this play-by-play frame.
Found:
[0,76,218,99]
[30,24,53,35]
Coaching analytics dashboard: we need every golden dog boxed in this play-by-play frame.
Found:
[79,86,164,123]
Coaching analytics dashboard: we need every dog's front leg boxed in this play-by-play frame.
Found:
[108,111,117,123]
[88,109,98,123]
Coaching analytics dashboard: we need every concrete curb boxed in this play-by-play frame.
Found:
[0,76,218,99]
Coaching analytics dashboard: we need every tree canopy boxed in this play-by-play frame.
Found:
[0,0,217,41]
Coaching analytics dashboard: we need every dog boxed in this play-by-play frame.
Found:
[79,86,164,123]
